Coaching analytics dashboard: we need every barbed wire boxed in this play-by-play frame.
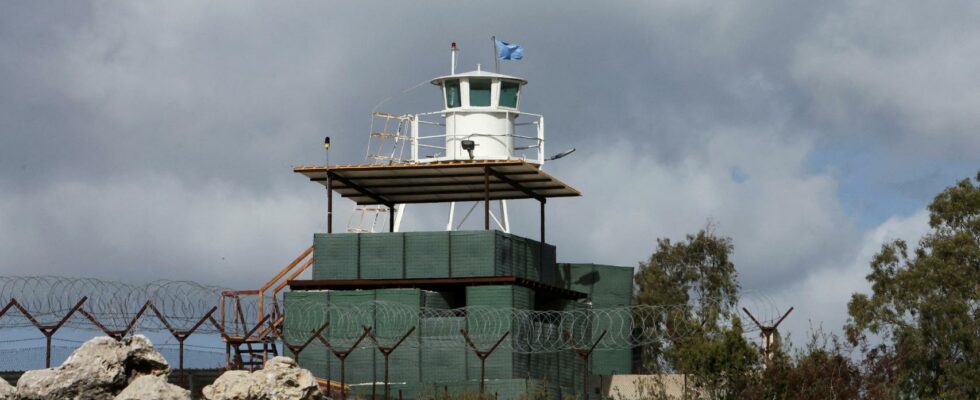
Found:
[1,276,783,355]
[281,299,767,354]
[0,276,228,332]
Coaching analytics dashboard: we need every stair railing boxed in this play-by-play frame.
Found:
[220,246,314,338]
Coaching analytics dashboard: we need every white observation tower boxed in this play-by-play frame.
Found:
[298,42,573,239]
[412,43,546,232]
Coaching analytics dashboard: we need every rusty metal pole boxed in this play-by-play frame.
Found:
[540,199,546,274]
[565,330,607,400]
[364,326,416,400]
[44,334,52,368]
[461,330,510,396]
[480,357,487,395]
[340,357,346,400]
[484,167,490,230]
[319,328,371,400]
[6,297,87,368]
[327,174,334,234]
[283,322,330,359]
[385,357,391,399]
[540,199,545,244]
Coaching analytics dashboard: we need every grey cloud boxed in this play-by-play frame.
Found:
[0,0,976,340]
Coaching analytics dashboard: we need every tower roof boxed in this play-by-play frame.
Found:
[294,160,579,206]
[430,69,527,85]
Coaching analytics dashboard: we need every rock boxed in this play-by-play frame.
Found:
[202,371,264,400]
[114,375,190,400]
[16,335,171,400]
[0,377,14,400]
[203,357,324,400]
[261,357,323,400]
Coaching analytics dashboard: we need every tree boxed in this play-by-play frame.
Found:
[742,329,865,399]
[846,172,980,398]
[634,226,757,398]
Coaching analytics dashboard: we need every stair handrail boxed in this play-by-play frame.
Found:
[258,246,314,325]
[220,246,314,338]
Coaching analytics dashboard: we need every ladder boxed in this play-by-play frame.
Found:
[347,112,413,233]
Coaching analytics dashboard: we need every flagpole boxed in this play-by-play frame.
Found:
[491,35,499,73]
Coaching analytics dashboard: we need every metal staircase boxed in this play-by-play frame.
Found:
[219,246,314,370]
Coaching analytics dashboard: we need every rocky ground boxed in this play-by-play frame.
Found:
[0,336,324,400]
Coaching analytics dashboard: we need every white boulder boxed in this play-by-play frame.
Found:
[114,375,190,400]
[0,377,14,400]
[203,357,324,400]
[16,335,170,400]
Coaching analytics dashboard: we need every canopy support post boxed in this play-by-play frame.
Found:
[389,205,395,232]
[484,167,490,230]
[327,174,334,234]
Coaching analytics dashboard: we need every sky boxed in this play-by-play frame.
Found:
[1,1,978,344]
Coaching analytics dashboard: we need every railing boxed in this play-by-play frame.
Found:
[410,110,545,164]
[219,246,314,339]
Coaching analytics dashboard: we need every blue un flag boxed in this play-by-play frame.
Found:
[495,38,524,60]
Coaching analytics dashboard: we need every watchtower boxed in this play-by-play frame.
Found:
[280,43,633,399]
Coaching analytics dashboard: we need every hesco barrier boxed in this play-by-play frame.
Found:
[419,316,467,383]
[464,285,533,381]
[291,242,636,398]
[282,291,330,378]
[563,263,634,376]
[346,378,568,400]
[329,291,376,385]
[405,232,450,278]
[312,231,559,285]
[313,233,359,279]
[374,289,420,384]
[284,287,592,392]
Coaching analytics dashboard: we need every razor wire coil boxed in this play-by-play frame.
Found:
[1,276,777,354]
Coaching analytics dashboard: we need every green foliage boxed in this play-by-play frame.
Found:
[742,328,865,399]
[677,317,759,399]
[634,226,739,331]
[633,225,759,398]
[846,172,980,398]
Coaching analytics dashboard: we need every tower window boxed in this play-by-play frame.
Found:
[499,81,519,108]
[469,79,491,106]
[445,80,460,108]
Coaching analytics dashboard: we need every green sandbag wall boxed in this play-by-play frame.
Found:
[282,291,330,379]
[449,231,498,277]
[563,263,634,376]
[405,232,450,278]
[419,315,468,383]
[313,233,359,279]
[312,230,558,285]
[359,233,405,279]
[326,291,376,385]
[374,289,421,384]
[349,379,557,400]
[464,285,534,381]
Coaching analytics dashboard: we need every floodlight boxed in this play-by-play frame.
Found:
[461,140,476,160]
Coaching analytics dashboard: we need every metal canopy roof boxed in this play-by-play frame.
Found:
[294,160,580,206]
